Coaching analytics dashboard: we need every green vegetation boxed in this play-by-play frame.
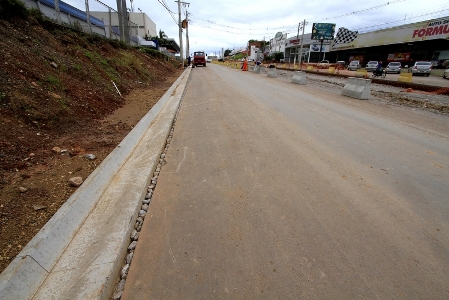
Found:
[56,98,70,111]
[46,75,62,87]
[0,0,29,20]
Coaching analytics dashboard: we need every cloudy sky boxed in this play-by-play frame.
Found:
[93,0,448,56]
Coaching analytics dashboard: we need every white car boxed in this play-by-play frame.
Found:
[365,61,378,72]
[386,62,402,74]
[347,60,361,71]
[411,61,432,76]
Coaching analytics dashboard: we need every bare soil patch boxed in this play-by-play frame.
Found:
[0,14,183,272]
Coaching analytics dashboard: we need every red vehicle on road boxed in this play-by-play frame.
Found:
[193,51,206,67]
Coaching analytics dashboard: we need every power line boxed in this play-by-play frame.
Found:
[157,0,178,26]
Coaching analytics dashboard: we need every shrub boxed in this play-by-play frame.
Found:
[0,0,29,20]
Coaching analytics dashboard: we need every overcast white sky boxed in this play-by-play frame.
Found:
[95,0,448,56]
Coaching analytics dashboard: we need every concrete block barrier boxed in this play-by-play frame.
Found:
[292,71,307,85]
[253,66,261,74]
[341,77,371,100]
[267,68,278,78]
[355,69,368,78]
[398,73,413,83]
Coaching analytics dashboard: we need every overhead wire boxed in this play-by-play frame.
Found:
[187,0,447,37]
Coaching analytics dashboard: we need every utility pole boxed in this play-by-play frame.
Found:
[185,10,190,60]
[175,1,189,65]
[293,22,300,65]
[298,19,306,70]
[122,0,129,43]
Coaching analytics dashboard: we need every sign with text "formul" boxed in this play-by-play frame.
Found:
[311,23,336,40]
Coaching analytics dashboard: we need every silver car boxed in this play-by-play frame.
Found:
[365,61,378,72]
[347,60,361,71]
[411,61,432,76]
[386,62,402,74]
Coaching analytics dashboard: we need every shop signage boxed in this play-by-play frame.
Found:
[311,23,336,40]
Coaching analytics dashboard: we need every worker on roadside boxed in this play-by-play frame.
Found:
[242,57,248,71]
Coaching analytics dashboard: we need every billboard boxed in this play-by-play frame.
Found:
[309,44,330,53]
[332,17,449,50]
[387,52,411,61]
[311,23,336,40]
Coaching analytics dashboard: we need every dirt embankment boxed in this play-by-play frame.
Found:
[0,10,183,272]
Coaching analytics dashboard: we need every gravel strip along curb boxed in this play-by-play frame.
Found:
[111,71,191,300]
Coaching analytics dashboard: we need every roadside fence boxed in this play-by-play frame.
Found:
[21,0,138,45]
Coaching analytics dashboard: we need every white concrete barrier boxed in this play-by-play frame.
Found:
[341,77,371,100]
[292,71,307,85]
[253,66,261,74]
[267,68,277,78]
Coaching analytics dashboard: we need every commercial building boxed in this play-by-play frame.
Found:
[89,12,157,39]
[328,16,449,66]
[277,16,449,66]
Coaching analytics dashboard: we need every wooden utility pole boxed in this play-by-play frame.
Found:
[298,19,306,69]
[293,22,300,66]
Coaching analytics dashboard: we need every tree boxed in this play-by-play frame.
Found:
[224,49,231,57]
[159,30,168,39]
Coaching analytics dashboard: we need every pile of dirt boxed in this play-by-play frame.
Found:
[0,11,183,272]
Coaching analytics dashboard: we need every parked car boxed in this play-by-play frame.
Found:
[386,62,402,74]
[411,61,432,76]
[347,60,361,70]
[443,68,449,79]
[317,60,330,68]
[365,61,378,72]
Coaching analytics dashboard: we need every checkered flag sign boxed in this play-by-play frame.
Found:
[334,27,358,45]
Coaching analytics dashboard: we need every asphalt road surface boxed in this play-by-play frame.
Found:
[122,64,449,299]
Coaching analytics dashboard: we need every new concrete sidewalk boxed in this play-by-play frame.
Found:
[0,68,191,300]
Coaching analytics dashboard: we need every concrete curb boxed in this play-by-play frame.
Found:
[0,68,191,299]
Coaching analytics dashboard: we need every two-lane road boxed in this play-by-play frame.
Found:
[122,64,449,299]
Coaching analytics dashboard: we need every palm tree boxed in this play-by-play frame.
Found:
[159,30,168,39]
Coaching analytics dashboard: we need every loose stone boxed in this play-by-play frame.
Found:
[128,241,137,251]
[117,278,126,292]
[126,252,133,264]
[138,210,146,218]
[68,176,83,187]
[136,225,142,232]
[131,230,139,241]
[19,187,28,193]
[142,204,149,211]
[121,264,129,279]
[112,291,122,300]
[142,199,150,205]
